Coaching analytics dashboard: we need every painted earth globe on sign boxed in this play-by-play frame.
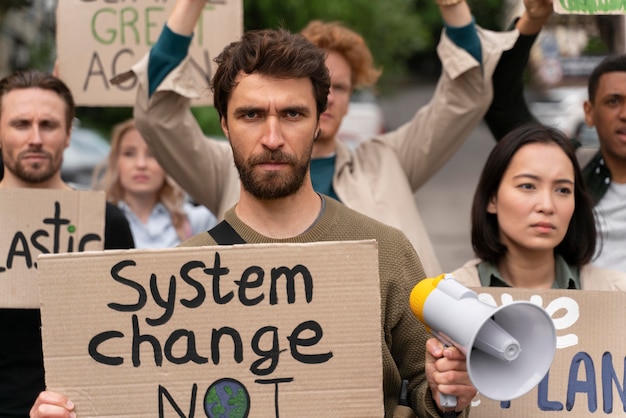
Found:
[204,378,250,418]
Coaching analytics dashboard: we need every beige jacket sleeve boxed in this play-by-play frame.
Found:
[130,55,240,219]
[377,27,519,192]
[580,264,626,291]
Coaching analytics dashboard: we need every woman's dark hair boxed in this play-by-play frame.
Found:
[212,28,330,121]
[471,123,596,266]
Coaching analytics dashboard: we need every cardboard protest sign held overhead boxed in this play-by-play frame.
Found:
[38,241,384,417]
[56,0,243,106]
[554,0,626,14]
[465,287,626,417]
[0,189,105,309]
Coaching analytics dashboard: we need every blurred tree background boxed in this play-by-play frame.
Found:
[245,0,506,87]
[0,0,31,16]
[0,0,510,139]
[245,0,429,87]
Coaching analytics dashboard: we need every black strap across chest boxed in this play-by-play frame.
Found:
[208,220,246,245]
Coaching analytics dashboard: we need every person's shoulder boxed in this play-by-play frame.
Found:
[105,201,126,222]
[328,198,405,235]
[177,230,216,248]
[449,259,482,287]
[350,133,395,158]
[104,202,135,249]
[326,198,415,255]
[580,264,626,291]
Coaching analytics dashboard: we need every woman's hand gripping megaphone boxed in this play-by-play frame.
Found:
[411,274,557,413]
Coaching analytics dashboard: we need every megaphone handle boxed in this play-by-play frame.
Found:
[434,340,457,411]
[438,392,457,409]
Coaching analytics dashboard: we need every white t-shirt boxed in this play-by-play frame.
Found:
[593,182,626,273]
[118,201,217,249]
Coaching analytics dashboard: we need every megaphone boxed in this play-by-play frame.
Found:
[409,274,556,406]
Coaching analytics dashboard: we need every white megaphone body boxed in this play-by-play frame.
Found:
[409,274,556,406]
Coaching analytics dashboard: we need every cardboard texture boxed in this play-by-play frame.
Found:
[554,1,626,14]
[56,0,243,107]
[37,241,384,417]
[0,189,105,308]
[465,287,626,416]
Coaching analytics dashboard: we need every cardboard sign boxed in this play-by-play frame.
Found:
[56,0,243,106]
[37,241,384,417]
[466,287,626,416]
[0,189,105,308]
[555,0,626,14]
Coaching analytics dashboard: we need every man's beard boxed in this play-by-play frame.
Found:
[4,148,60,184]
[233,147,311,200]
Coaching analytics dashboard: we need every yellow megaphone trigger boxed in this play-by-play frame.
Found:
[409,274,445,333]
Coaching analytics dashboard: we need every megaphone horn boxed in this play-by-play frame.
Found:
[410,274,556,405]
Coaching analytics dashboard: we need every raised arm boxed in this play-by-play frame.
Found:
[126,0,241,219]
[438,0,472,27]
[517,0,554,35]
[167,0,206,35]
[484,0,554,141]
[375,0,518,192]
